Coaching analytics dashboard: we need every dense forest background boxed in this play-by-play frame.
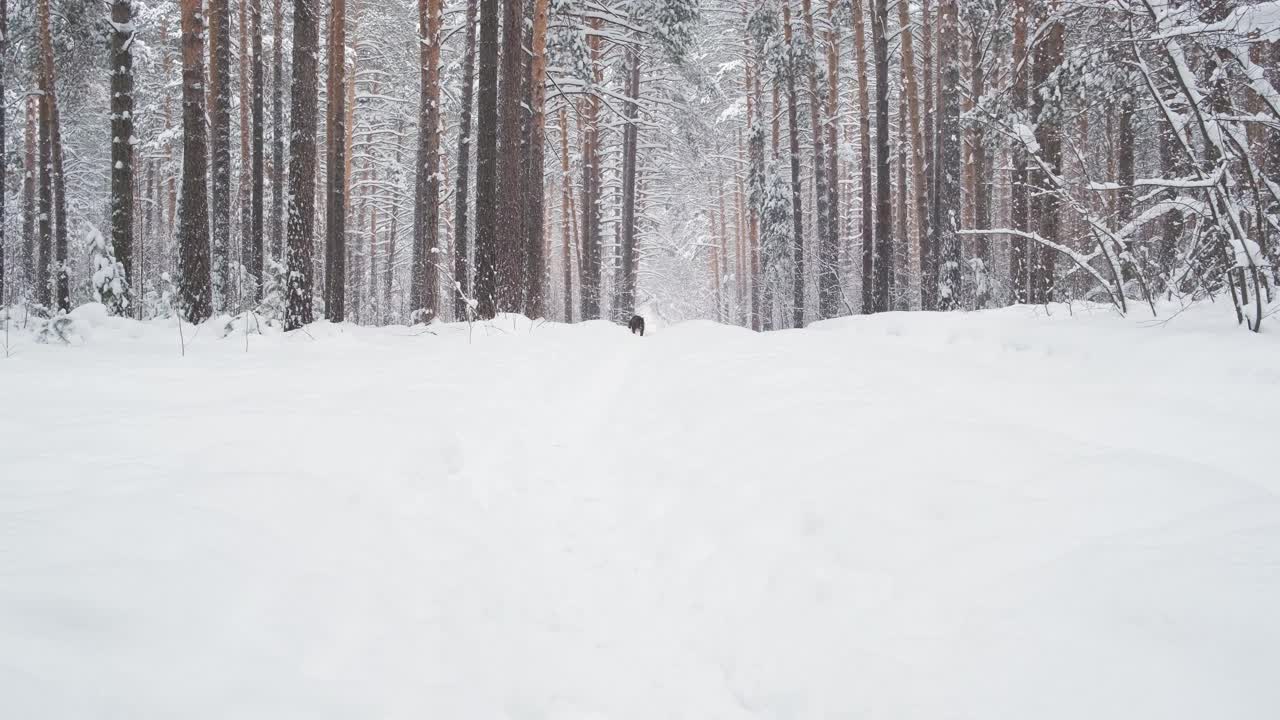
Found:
[0,0,1277,333]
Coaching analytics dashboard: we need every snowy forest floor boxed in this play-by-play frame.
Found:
[2,302,1279,719]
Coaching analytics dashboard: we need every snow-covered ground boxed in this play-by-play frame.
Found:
[2,303,1278,719]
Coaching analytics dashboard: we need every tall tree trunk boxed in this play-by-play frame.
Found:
[970,21,990,308]
[37,0,68,312]
[1031,0,1063,304]
[178,0,213,321]
[579,20,603,320]
[22,98,35,296]
[617,46,641,319]
[250,0,265,300]
[271,0,285,260]
[820,0,842,318]
[36,93,52,307]
[524,0,550,318]
[899,0,926,310]
[897,90,909,308]
[558,107,573,322]
[734,132,747,324]
[324,0,347,320]
[0,0,6,303]
[111,0,136,308]
[238,0,252,305]
[495,0,525,310]
[1156,113,1184,293]
[209,0,233,308]
[1009,0,1029,304]
[851,0,874,313]
[142,160,156,314]
[742,6,761,330]
[871,0,893,312]
[800,0,828,323]
[161,20,177,238]
[453,0,478,318]
[284,0,320,330]
[717,167,730,321]
[473,0,499,318]
[934,0,962,310]
[920,0,937,309]
[782,1,805,328]
[1116,89,1136,286]
[411,0,442,320]
[385,118,404,322]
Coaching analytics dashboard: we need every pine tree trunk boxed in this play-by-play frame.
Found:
[411,0,442,320]
[524,0,550,319]
[0,0,6,303]
[209,0,233,308]
[250,0,265,300]
[473,0,499,319]
[284,0,320,330]
[717,169,730,322]
[161,20,177,239]
[920,0,937,309]
[37,0,69,312]
[734,131,747,325]
[851,0,874,313]
[1031,0,1063,304]
[871,0,893,312]
[617,46,641,320]
[782,1,805,328]
[1156,116,1183,293]
[579,20,603,320]
[238,0,252,305]
[178,0,213,321]
[558,107,573,322]
[271,0,285,260]
[934,0,962,310]
[453,0,478,319]
[324,0,347,320]
[111,0,136,308]
[495,0,525,311]
[142,160,156,314]
[897,90,909,308]
[970,22,991,308]
[741,3,761,330]
[1009,0,1029,304]
[22,98,35,295]
[36,93,52,308]
[799,0,829,323]
[899,0,926,310]
[385,118,404,322]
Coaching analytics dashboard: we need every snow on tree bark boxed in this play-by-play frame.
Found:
[411,0,442,321]
[453,0,479,320]
[934,0,962,311]
[209,0,233,309]
[473,0,499,319]
[110,0,135,313]
[284,0,320,330]
[178,0,213,321]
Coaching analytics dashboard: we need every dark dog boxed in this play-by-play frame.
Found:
[628,315,645,336]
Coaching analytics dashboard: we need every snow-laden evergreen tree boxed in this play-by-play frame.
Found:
[87,226,130,315]
[760,167,793,330]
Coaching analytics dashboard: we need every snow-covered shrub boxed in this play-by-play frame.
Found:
[146,272,180,319]
[256,259,288,325]
[86,225,130,316]
[34,314,81,345]
[223,311,267,338]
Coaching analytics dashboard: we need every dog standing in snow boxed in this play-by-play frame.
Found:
[628,315,645,336]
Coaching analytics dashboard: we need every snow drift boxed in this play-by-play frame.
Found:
[1,303,1278,719]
